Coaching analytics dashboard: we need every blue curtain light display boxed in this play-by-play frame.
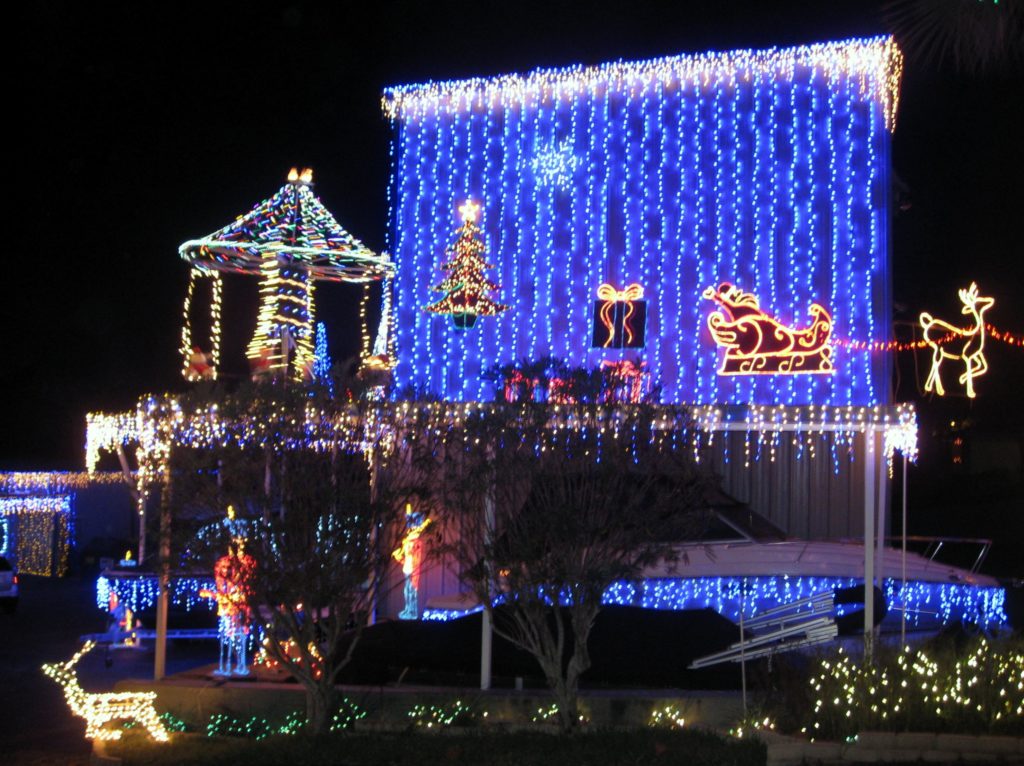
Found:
[420,576,1007,633]
[383,36,901,406]
[97,573,1005,633]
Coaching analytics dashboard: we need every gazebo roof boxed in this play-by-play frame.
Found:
[179,169,393,282]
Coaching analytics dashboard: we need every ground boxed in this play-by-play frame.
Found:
[0,574,206,766]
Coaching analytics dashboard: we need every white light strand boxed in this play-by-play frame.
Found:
[383,37,903,133]
[180,269,222,381]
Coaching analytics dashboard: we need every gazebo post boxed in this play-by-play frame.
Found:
[480,608,493,690]
[480,464,496,690]
[154,480,172,680]
[863,429,876,660]
[875,427,888,638]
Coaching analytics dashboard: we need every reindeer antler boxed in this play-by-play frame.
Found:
[63,640,96,670]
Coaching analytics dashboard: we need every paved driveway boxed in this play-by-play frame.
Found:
[1,574,209,765]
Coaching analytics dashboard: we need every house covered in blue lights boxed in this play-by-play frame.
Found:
[87,37,1007,641]
[382,36,901,408]
[372,36,1002,631]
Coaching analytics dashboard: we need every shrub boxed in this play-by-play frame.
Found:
[407,699,480,728]
[648,704,687,729]
[797,636,1024,740]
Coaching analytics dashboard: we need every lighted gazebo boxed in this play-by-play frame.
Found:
[178,168,394,382]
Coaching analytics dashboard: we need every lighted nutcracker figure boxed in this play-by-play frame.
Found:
[200,506,256,676]
[392,504,431,620]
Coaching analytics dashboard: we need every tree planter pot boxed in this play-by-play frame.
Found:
[451,313,478,330]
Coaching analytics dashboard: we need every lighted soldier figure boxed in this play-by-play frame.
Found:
[106,592,137,644]
[200,506,256,676]
[392,505,431,620]
[102,591,140,666]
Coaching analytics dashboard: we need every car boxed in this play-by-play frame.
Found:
[0,556,18,614]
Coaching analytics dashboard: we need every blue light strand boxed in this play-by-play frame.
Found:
[583,85,598,361]
[692,79,707,400]
[827,68,840,400]
[542,93,556,357]
[765,67,781,406]
[711,69,726,405]
[866,85,881,405]
[843,72,858,406]
[566,94,580,362]
[666,79,684,390]
[749,66,766,406]
[422,577,1008,632]
[477,94,495,399]
[409,112,430,394]
[641,76,658,375]
[505,101,522,374]
[647,77,665,388]
[445,98,461,396]
[398,115,419,392]
[385,118,398,258]
[598,80,610,346]
[729,70,748,393]
[96,574,218,614]
[399,114,415,387]
[526,92,541,363]
[727,66,742,334]
[599,81,612,344]
[614,77,630,317]
[785,67,799,407]
[806,66,821,405]
[466,96,480,398]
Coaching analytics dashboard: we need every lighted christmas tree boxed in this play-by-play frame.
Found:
[313,322,335,395]
[424,200,508,330]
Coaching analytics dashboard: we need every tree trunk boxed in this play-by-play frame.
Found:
[304,681,338,735]
[534,654,580,733]
[548,672,580,733]
[496,605,597,734]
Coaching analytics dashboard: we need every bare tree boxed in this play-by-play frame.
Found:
[885,0,1023,74]
[439,399,712,732]
[246,446,415,733]
[165,382,423,734]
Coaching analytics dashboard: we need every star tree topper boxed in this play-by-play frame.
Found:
[424,199,508,330]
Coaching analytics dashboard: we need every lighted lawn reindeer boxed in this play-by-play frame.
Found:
[41,641,169,742]
[920,282,994,399]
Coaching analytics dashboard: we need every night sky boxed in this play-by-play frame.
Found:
[5,0,1023,482]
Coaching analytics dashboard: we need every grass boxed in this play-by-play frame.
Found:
[107,728,766,766]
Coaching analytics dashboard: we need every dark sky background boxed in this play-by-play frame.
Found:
[4,0,1023,548]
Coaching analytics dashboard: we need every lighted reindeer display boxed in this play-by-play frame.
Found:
[920,282,994,399]
[41,641,169,742]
